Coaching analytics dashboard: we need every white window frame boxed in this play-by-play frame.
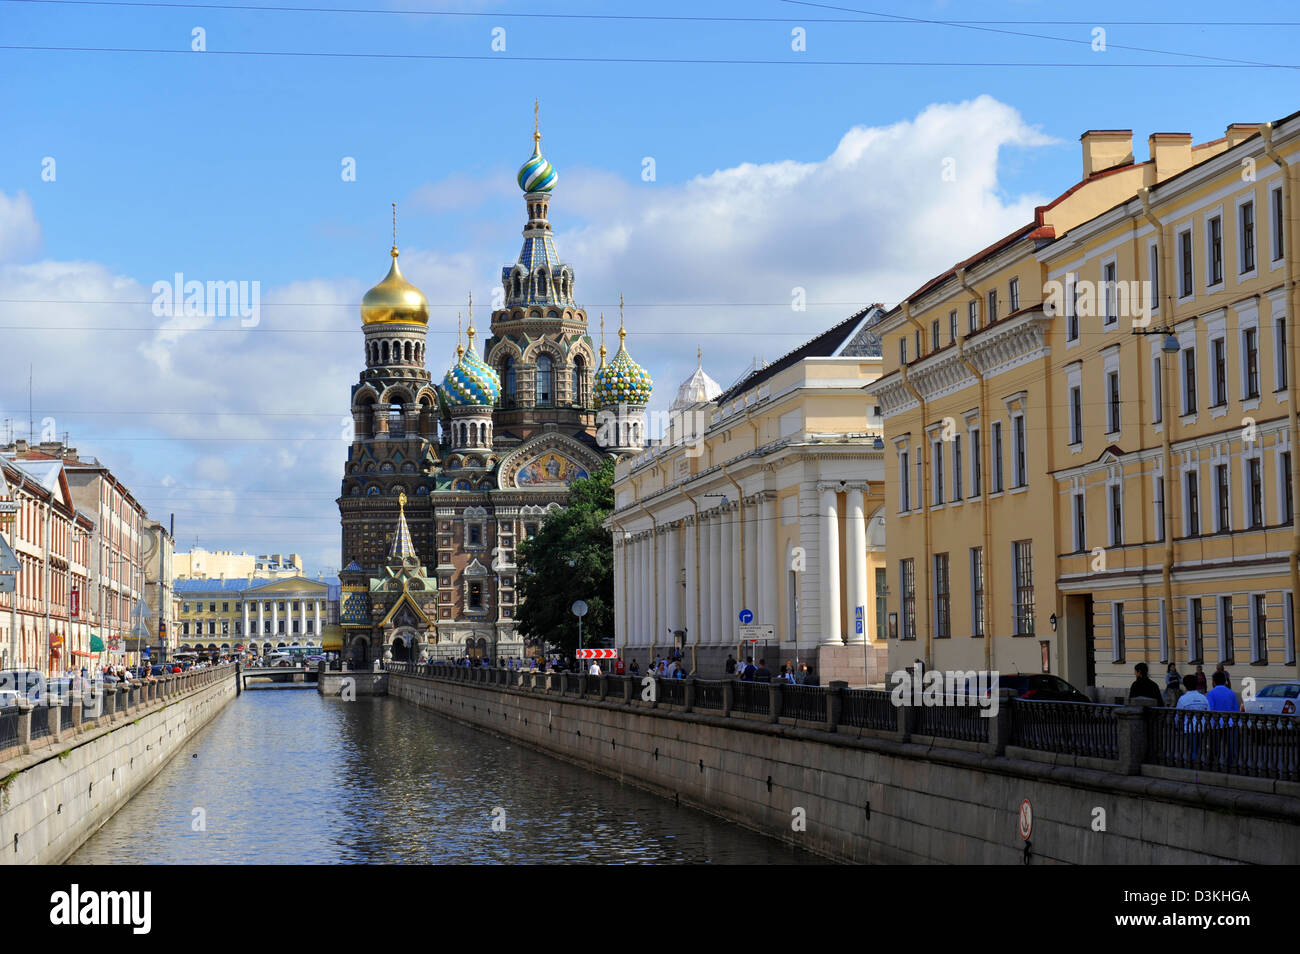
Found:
[931,436,945,507]
[1107,478,1124,547]
[1275,313,1289,394]
[1236,194,1258,279]
[951,433,963,502]
[1286,591,1296,665]
[1072,489,1086,553]
[1066,363,1083,448]
[1276,439,1293,526]
[1271,182,1286,266]
[1242,447,1264,530]
[1103,347,1121,438]
[1147,240,1161,314]
[1218,594,1235,663]
[1204,206,1225,291]
[1154,470,1166,542]
[1179,324,1198,420]
[1101,256,1118,326]
[1251,591,1268,664]
[1111,602,1125,663]
[991,420,1004,495]
[1151,352,1164,427]
[967,421,982,498]
[1010,412,1027,490]
[1065,272,1080,346]
[1177,226,1195,302]
[896,442,911,513]
[1238,303,1261,408]
[1158,598,1169,663]
[1008,276,1020,313]
[1182,463,1201,537]
[1213,458,1232,533]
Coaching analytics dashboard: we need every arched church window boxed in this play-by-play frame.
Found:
[381,340,390,364]
[536,355,553,406]
[504,357,516,398]
[404,341,412,362]
[388,405,405,438]
[574,355,588,406]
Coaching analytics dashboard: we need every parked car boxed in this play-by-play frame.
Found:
[996,673,1092,703]
[1244,681,1300,715]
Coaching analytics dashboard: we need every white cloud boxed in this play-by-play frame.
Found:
[0,97,1059,573]
[0,191,43,263]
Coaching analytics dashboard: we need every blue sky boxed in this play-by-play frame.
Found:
[3,0,1300,573]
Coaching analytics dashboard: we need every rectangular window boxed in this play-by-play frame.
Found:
[1244,327,1260,399]
[1219,595,1235,663]
[1103,261,1117,325]
[952,435,963,501]
[1212,337,1227,406]
[987,289,998,323]
[1287,592,1295,665]
[932,440,944,506]
[1111,603,1126,664]
[1067,275,1079,342]
[992,422,1004,493]
[1190,597,1204,662]
[931,319,940,351]
[1284,451,1294,523]
[1249,456,1263,528]
[469,582,483,610]
[1159,475,1170,540]
[949,309,958,343]
[1209,215,1224,285]
[1009,277,1020,312]
[1012,416,1026,488]
[1107,371,1121,433]
[899,338,907,365]
[899,449,910,511]
[1186,469,1201,536]
[1152,356,1163,424]
[1182,346,1197,414]
[1013,540,1034,636]
[1149,243,1160,309]
[900,559,916,640]
[1073,492,1086,552]
[933,553,950,639]
[1241,200,1256,273]
[1109,484,1122,545]
[1180,229,1194,297]
[1253,593,1268,663]
[915,330,921,358]
[968,300,979,334]
[469,524,482,547]
[970,547,985,638]
[1273,185,1285,262]
[1215,463,1231,531]
[1069,386,1083,444]
[1276,318,1288,391]
[875,568,888,642]
[970,427,982,497]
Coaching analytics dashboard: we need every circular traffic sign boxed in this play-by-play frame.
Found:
[571,600,588,618]
[1018,799,1033,840]
[738,609,754,625]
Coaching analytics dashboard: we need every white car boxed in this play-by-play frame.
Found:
[1244,682,1300,715]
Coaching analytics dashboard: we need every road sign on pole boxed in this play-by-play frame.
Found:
[738,623,774,641]
[575,648,617,660]
[738,608,754,625]
[131,598,151,620]
[0,535,19,574]
[855,605,864,635]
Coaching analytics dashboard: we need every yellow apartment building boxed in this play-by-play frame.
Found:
[610,308,889,684]
[867,114,1300,695]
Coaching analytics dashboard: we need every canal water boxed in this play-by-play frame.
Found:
[68,688,822,864]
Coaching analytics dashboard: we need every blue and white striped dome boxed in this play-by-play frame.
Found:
[517,139,557,194]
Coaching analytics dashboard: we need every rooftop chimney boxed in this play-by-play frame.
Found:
[1225,123,1262,149]
[1081,129,1134,178]
[1148,133,1194,183]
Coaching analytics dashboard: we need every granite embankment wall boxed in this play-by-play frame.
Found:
[0,665,239,864]
[387,669,1300,864]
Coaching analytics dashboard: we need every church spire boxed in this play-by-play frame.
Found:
[389,491,417,562]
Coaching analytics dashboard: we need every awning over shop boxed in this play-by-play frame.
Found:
[321,624,344,652]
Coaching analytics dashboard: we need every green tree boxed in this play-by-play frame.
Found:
[514,457,616,656]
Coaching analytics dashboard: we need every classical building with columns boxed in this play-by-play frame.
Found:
[609,307,890,685]
[174,575,336,656]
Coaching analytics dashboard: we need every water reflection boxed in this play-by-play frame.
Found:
[69,690,822,865]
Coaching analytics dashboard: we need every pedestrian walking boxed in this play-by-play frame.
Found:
[1164,663,1182,706]
[1128,662,1165,706]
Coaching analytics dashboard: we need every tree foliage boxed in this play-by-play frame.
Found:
[514,457,616,655]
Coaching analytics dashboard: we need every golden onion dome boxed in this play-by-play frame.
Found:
[361,248,428,326]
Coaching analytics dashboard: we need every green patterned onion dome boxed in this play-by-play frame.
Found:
[442,345,501,407]
[517,140,557,194]
[595,345,653,407]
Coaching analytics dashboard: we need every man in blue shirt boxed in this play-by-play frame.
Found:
[1206,669,1239,711]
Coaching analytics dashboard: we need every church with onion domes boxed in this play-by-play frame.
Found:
[336,114,653,666]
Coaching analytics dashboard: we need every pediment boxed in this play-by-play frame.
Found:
[497,434,603,489]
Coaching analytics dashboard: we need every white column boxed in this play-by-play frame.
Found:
[628,537,640,647]
[709,511,723,644]
[614,538,626,652]
[846,488,868,645]
[684,517,698,648]
[742,501,757,624]
[736,504,749,627]
[314,600,321,637]
[820,487,842,645]
[758,496,777,630]
[300,598,307,640]
[272,600,279,640]
[638,536,650,648]
[665,524,680,637]
[243,601,250,641]
[720,505,735,647]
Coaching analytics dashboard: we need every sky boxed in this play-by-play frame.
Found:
[3,0,1300,576]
